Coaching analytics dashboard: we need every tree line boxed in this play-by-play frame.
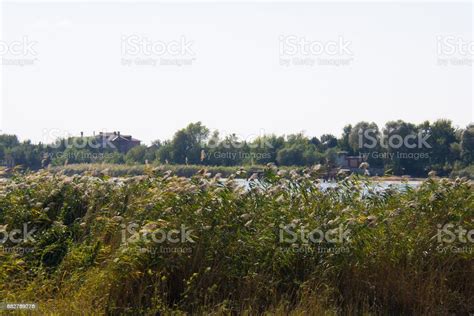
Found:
[0,119,473,177]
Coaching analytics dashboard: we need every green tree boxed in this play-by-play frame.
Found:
[426,119,457,175]
[125,145,148,164]
[276,133,318,166]
[460,124,474,165]
[156,141,173,164]
[347,122,383,168]
[382,120,426,176]
[248,135,285,165]
[338,124,353,154]
[320,134,338,150]
[171,122,209,164]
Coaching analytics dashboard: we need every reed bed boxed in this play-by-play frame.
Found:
[0,166,472,314]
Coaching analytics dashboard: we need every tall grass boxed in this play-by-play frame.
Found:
[48,163,265,178]
[0,166,472,314]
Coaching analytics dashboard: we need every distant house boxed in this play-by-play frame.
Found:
[334,151,384,176]
[94,131,141,153]
[335,151,364,170]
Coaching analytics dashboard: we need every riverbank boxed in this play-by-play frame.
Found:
[2,164,469,183]
[0,163,433,180]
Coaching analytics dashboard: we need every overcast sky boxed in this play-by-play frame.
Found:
[1,1,472,145]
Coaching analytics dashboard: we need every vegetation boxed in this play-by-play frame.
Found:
[0,166,472,314]
[48,163,259,178]
[1,120,473,178]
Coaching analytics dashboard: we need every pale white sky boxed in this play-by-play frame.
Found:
[1,1,473,145]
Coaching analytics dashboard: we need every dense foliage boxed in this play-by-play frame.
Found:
[0,120,473,177]
[0,167,472,314]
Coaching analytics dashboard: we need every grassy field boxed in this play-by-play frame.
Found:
[0,166,473,314]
